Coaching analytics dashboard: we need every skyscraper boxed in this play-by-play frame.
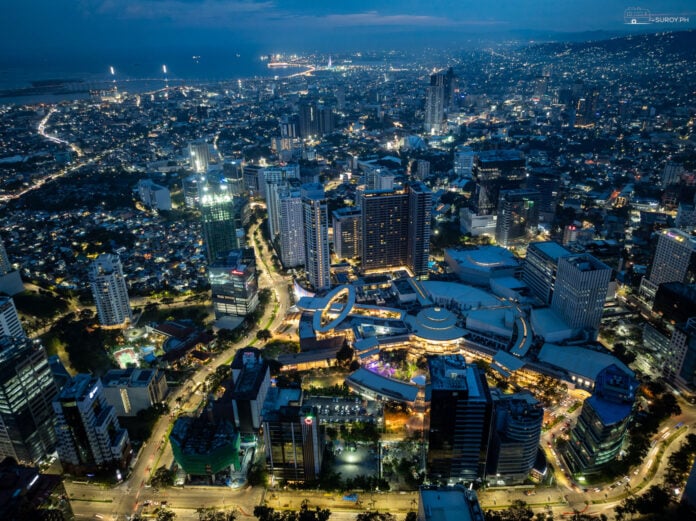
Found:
[663,317,696,385]
[424,73,445,135]
[0,240,10,275]
[359,183,432,276]
[495,189,541,247]
[487,391,543,484]
[454,146,475,177]
[471,150,527,217]
[332,207,362,260]
[302,183,331,291]
[0,297,24,339]
[188,140,210,173]
[563,365,636,475]
[278,185,305,268]
[53,374,131,473]
[407,182,433,277]
[427,355,493,484]
[200,180,245,263]
[209,249,259,319]
[0,237,24,296]
[89,254,132,327]
[551,254,611,338]
[0,337,58,465]
[639,228,696,300]
[522,241,571,305]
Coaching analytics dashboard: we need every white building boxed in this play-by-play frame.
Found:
[53,375,130,471]
[302,183,331,290]
[279,185,305,268]
[0,296,24,338]
[89,254,132,327]
[639,228,696,300]
[101,368,169,417]
[137,179,172,211]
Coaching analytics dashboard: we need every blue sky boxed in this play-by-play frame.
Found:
[2,1,695,57]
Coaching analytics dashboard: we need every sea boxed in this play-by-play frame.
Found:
[0,48,297,105]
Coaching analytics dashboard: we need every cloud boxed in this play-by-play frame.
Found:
[89,0,274,24]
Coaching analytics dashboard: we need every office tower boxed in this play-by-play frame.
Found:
[416,159,430,180]
[527,169,561,220]
[563,365,636,474]
[443,67,459,110]
[188,140,210,173]
[487,391,543,484]
[0,238,23,296]
[495,189,541,247]
[662,162,684,188]
[223,160,245,196]
[298,103,319,138]
[53,374,131,473]
[471,150,526,217]
[242,163,262,195]
[332,207,362,260]
[228,347,271,433]
[551,254,611,338]
[454,146,475,177]
[639,228,696,300]
[302,183,331,291]
[200,180,244,263]
[0,240,10,275]
[424,73,445,135]
[101,368,168,417]
[278,186,305,268]
[89,254,132,327]
[418,484,484,521]
[262,388,323,482]
[427,355,493,484]
[137,179,172,211]
[522,241,571,305]
[663,318,696,385]
[360,183,432,276]
[407,182,433,277]
[209,248,259,319]
[0,297,24,338]
[182,174,205,208]
[0,337,58,465]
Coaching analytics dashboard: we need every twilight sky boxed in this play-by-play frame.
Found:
[2,1,695,58]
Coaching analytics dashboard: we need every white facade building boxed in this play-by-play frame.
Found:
[89,254,132,327]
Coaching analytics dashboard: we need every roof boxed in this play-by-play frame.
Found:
[405,306,465,342]
[537,344,632,384]
[419,485,484,521]
[445,246,521,273]
[586,395,633,426]
[420,281,502,311]
[529,241,570,261]
[346,368,419,403]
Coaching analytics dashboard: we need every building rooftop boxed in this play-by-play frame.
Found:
[419,485,484,521]
[58,374,97,402]
[529,241,570,261]
[346,367,419,403]
[537,344,632,386]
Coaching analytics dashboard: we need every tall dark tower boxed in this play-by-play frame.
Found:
[427,355,493,484]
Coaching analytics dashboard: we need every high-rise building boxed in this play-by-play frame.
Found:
[209,249,259,319]
[427,355,493,484]
[0,337,58,465]
[188,140,210,173]
[278,185,305,268]
[663,318,696,386]
[262,388,323,482]
[200,180,245,263]
[0,238,23,296]
[415,159,430,180]
[360,183,432,276]
[332,207,362,260]
[302,183,331,291]
[471,150,527,217]
[228,347,271,433]
[495,189,541,247]
[639,228,696,300]
[182,174,205,208]
[653,282,696,326]
[259,163,300,200]
[522,241,571,305]
[53,374,131,473]
[662,162,685,188]
[101,368,168,417]
[265,169,301,239]
[454,146,475,177]
[0,297,24,338]
[487,391,543,484]
[298,103,318,138]
[89,254,132,327]
[137,179,172,211]
[424,73,445,135]
[223,160,245,196]
[407,182,433,277]
[527,169,561,219]
[563,365,636,475]
[551,254,611,338]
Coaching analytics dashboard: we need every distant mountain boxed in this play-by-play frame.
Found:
[528,29,696,59]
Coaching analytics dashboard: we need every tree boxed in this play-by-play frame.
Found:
[355,512,396,521]
[156,508,177,521]
[150,466,175,488]
[199,508,237,521]
[256,329,272,342]
[404,513,418,521]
